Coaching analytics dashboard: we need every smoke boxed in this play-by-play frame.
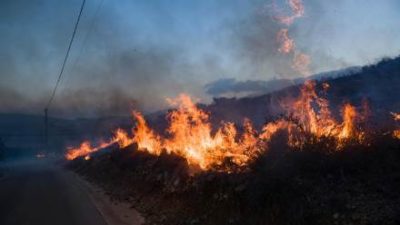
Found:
[226,0,400,79]
[0,0,204,117]
[225,0,318,79]
[205,78,293,97]
[0,84,139,118]
[1,0,400,118]
[52,87,139,117]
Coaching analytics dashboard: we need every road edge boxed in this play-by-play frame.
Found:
[67,170,145,225]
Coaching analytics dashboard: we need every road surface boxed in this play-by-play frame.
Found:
[0,159,108,225]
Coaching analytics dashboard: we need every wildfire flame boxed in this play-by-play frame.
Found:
[273,0,311,76]
[274,0,305,26]
[66,81,362,171]
[66,141,100,161]
[391,112,400,139]
[65,129,134,160]
[292,81,357,139]
[392,112,400,121]
[63,0,388,172]
[134,94,260,170]
[113,128,133,148]
[132,111,163,155]
[269,81,361,148]
[277,29,295,54]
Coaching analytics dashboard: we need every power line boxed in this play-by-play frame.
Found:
[65,0,105,86]
[46,0,87,110]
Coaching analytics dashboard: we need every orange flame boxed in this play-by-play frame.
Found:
[394,130,400,139]
[65,141,111,161]
[338,104,357,140]
[392,112,400,121]
[271,81,361,148]
[66,82,363,170]
[277,29,295,54]
[299,81,358,140]
[65,128,134,160]
[273,0,311,76]
[275,0,305,26]
[113,128,133,148]
[391,112,400,139]
[132,111,163,155]
[133,94,260,170]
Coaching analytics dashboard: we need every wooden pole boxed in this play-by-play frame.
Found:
[44,108,48,151]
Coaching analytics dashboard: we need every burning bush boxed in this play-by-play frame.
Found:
[65,80,379,173]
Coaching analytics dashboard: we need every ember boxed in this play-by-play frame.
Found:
[273,0,311,76]
[277,29,295,54]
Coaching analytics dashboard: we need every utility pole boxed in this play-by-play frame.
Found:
[44,108,48,151]
[44,0,86,154]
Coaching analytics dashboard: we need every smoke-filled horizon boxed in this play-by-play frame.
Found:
[1,0,399,118]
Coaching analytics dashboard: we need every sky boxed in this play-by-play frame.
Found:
[1,0,399,117]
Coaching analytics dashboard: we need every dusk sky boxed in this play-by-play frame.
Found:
[1,0,400,117]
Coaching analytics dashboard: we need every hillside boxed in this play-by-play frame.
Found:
[205,57,400,128]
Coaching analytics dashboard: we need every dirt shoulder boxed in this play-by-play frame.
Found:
[68,170,145,225]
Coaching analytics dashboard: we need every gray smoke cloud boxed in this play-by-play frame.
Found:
[224,0,354,80]
[0,0,203,117]
[1,0,399,118]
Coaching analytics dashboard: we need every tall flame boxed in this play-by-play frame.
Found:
[66,81,362,170]
[286,81,360,146]
[258,81,361,149]
[338,104,357,140]
[132,111,163,155]
[133,94,260,170]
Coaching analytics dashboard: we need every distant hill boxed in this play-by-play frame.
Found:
[204,66,361,98]
[202,57,400,128]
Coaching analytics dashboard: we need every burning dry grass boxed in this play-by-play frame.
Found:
[66,81,372,172]
[66,141,112,161]
[132,94,261,170]
[67,134,400,225]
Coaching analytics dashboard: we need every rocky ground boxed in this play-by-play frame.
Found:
[67,134,400,225]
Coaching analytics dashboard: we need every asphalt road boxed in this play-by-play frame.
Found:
[0,159,108,225]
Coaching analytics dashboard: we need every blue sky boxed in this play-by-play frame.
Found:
[1,0,399,116]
